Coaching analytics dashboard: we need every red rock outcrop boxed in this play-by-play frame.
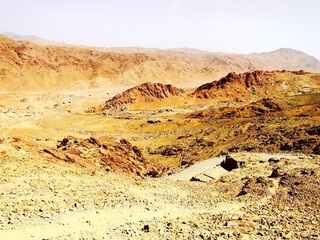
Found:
[93,82,185,113]
[10,136,162,177]
[191,70,320,101]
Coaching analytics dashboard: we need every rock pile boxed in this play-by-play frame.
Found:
[9,136,162,177]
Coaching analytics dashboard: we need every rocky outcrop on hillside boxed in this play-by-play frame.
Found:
[90,82,185,113]
[191,70,320,101]
[9,136,162,177]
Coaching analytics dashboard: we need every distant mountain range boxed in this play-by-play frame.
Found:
[0,32,319,91]
[2,32,68,47]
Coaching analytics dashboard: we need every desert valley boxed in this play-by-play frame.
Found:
[0,31,319,240]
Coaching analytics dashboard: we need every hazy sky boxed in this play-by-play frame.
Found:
[1,0,319,59]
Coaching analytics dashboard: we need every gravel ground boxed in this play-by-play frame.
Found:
[0,146,319,239]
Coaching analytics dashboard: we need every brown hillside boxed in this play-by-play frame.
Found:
[189,98,282,119]
[191,70,320,101]
[0,35,221,90]
[90,82,185,113]
[0,35,154,90]
[144,93,320,168]
[1,34,319,91]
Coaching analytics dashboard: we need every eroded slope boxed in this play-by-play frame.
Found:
[191,70,320,101]
[1,34,319,91]
[89,82,185,113]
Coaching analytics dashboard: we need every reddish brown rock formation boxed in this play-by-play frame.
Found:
[191,70,320,101]
[93,82,185,113]
[10,136,162,177]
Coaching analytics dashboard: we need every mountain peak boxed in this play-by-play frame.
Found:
[273,48,304,54]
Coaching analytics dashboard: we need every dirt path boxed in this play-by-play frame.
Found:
[165,152,315,182]
[165,156,225,181]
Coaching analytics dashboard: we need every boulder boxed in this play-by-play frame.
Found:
[221,154,245,171]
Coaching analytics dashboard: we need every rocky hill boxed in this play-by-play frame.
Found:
[0,35,157,90]
[191,70,320,101]
[88,70,320,113]
[0,34,319,91]
[89,82,185,113]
